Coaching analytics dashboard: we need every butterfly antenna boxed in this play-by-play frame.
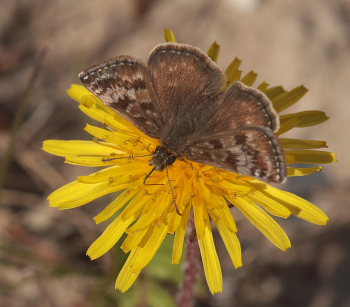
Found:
[102,153,154,162]
[166,166,182,216]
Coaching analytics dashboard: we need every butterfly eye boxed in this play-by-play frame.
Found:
[154,146,161,154]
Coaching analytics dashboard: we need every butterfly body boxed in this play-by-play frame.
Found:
[79,43,287,184]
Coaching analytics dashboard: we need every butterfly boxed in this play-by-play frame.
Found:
[79,42,287,184]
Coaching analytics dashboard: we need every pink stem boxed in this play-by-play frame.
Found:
[177,214,199,307]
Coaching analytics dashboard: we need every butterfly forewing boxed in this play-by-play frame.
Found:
[79,56,162,138]
[148,43,225,120]
[185,126,287,183]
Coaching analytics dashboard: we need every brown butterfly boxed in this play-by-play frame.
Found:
[79,43,287,184]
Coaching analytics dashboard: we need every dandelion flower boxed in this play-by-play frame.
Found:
[43,30,336,294]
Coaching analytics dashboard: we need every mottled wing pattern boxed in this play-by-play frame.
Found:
[185,126,287,183]
[211,81,279,133]
[147,43,225,120]
[79,56,162,138]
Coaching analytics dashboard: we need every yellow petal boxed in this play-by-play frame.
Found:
[248,191,292,218]
[279,110,329,128]
[77,165,127,183]
[129,222,168,272]
[241,71,257,86]
[115,249,141,292]
[84,124,136,149]
[42,140,117,158]
[87,211,138,260]
[285,150,337,164]
[67,84,95,102]
[272,85,308,112]
[277,116,300,135]
[48,180,127,209]
[264,86,286,100]
[217,179,252,194]
[65,155,122,167]
[164,29,177,42]
[172,205,191,264]
[280,138,328,149]
[77,94,143,134]
[197,215,223,294]
[206,194,237,232]
[258,81,269,91]
[78,164,143,185]
[193,197,205,239]
[207,41,220,62]
[232,197,291,251]
[94,189,140,223]
[127,194,171,233]
[121,192,153,220]
[225,58,242,86]
[209,209,242,268]
[121,227,148,253]
[287,166,323,176]
[252,183,329,225]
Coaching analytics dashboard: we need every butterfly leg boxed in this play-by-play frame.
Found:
[143,167,164,186]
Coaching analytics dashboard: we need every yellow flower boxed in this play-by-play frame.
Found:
[42,30,336,294]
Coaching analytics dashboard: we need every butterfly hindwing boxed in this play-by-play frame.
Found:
[79,56,162,138]
[185,126,286,183]
[210,81,279,133]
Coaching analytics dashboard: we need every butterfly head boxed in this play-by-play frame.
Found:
[150,146,178,171]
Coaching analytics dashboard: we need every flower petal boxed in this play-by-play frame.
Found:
[209,208,242,268]
[127,222,168,272]
[241,71,257,86]
[127,194,171,233]
[87,210,139,260]
[94,189,140,223]
[272,85,308,112]
[48,180,128,209]
[258,81,269,91]
[197,212,223,294]
[280,110,329,128]
[207,41,220,62]
[277,116,300,135]
[42,140,117,158]
[285,150,337,164]
[255,185,329,225]
[264,86,286,100]
[232,197,291,251]
[115,249,141,292]
[225,58,242,87]
[172,205,191,264]
[164,29,177,42]
[287,166,323,176]
[67,84,95,102]
[280,138,328,149]
[248,191,292,218]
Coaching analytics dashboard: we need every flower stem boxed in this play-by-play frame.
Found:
[177,214,199,307]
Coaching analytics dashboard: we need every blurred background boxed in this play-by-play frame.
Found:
[1,0,349,306]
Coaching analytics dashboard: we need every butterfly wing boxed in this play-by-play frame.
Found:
[148,43,225,121]
[209,81,280,133]
[79,56,162,138]
[185,126,287,183]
